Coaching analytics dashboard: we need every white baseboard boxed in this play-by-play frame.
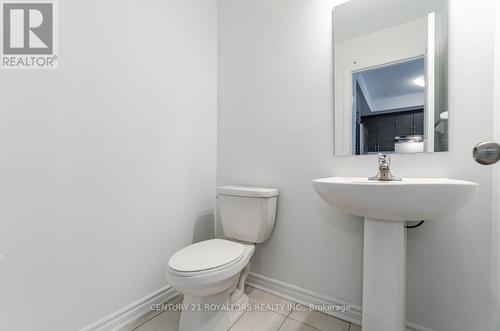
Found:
[246,272,362,325]
[246,272,435,331]
[80,285,179,331]
[81,273,435,331]
[406,321,436,331]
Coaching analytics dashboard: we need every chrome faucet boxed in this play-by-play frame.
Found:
[369,153,402,181]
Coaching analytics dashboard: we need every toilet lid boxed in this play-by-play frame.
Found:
[168,239,245,273]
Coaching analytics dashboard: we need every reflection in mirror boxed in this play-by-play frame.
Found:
[333,0,448,156]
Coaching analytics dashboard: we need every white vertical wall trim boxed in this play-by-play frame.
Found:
[425,12,436,153]
[492,1,500,329]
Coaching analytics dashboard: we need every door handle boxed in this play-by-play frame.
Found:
[473,141,500,165]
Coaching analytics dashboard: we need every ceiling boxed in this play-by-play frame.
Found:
[354,57,425,112]
[358,57,425,99]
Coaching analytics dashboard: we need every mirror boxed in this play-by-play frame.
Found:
[333,0,448,156]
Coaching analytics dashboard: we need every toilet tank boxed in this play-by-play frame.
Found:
[217,186,278,243]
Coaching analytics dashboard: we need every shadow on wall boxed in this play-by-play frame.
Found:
[192,210,216,243]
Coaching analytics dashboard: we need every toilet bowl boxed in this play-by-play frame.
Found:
[166,186,278,331]
[167,239,255,331]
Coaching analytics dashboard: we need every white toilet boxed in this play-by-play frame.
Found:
[166,186,279,331]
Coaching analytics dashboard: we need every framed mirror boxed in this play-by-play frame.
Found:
[333,0,448,156]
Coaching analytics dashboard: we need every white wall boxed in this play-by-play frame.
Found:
[0,0,217,330]
[218,0,496,330]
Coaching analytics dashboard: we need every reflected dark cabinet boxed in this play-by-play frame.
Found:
[360,109,424,153]
[413,111,424,135]
[364,117,379,153]
[378,116,397,152]
[395,112,413,136]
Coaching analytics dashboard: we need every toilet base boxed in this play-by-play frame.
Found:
[168,247,255,331]
[179,288,248,331]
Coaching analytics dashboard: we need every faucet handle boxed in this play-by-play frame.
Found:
[378,153,390,167]
[369,153,401,181]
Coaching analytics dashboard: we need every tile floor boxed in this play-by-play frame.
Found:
[134,287,362,331]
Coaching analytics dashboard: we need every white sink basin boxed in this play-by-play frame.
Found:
[312,176,478,331]
[312,177,478,221]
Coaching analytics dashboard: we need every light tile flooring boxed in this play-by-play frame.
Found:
[134,287,362,331]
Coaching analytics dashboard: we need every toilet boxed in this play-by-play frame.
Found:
[166,186,279,331]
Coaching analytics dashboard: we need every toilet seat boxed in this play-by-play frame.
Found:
[168,239,247,277]
[166,240,255,291]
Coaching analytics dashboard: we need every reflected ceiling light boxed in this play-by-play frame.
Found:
[414,76,425,87]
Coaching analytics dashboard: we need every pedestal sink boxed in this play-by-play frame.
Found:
[312,177,478,331]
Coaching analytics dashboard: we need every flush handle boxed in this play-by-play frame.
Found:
[473,141,500,165]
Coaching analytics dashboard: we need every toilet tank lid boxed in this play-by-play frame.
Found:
[217,186,278,198]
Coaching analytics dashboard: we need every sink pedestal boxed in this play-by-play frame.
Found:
[362,218,406,331]
[312,177,478,331]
